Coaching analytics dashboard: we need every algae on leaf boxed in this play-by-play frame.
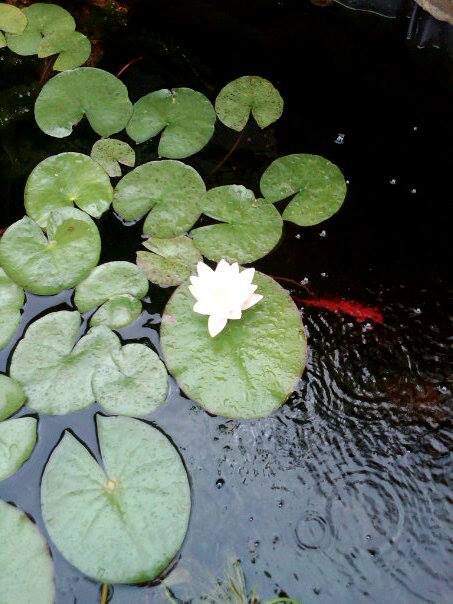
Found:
[0,417,37,481]
[215,76,284,131]
[0,500,55,604]
[0,207,101,295]
[161,272,306,419]
[41,415,191,583]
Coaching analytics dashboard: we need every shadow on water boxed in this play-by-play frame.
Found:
[0,1,452,602]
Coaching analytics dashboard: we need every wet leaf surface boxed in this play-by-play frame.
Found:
[0,268,24,350]
[90,294,142,329]
[0,417,37,481]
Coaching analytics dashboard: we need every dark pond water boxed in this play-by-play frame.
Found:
[1,1,452,602]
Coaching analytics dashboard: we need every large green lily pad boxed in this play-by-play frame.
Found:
[37,30,91,71]
[161,272,306,419]
[0,4,27,35]
[41,415,191,583]
[260,154,347,226]
[91,138,135,178]
[93,344,168,416]
[10,311,121,415]
[0,417,37,481]
[0,267,24,350]
[215,76,284,131]
[90,294,142,329]
[0,374,26,421]
[34,67,133,138]
[0,208,101,295]
[113,160,206,238]
[6,3,74,56]
[74,261,148,312]
[25,152,113,228]
[136,235,201,287]
[0,500,55,604]
[126,88,216,158]
[191,185,283,264]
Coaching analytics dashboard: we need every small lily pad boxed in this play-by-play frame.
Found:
[10,310,121,415]
[74,261,148,313]
[0,500,55,604]
[93,344,168,416]
[41,415,191,583]
[113,160,206,238]
[91,138,135,178]
[215,76,284,131]
[0,4,27,35]
[0,208,101,295]
[6,3,75,56]
[38,30,91,71]
[35,67,133,138]
[260,154,347,226]
[161,272,306,419]
[191,185,283,264]
[90,294,142,329]
[0,267,24,350]
[126,88,216,158]
[0,417,37,481]
[0,375,26,422]
[136,235,202,287]
[25,152,113,228]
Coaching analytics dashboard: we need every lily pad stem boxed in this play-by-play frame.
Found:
[209,128,245,176]
[116,56,143,78]
[100,583,109,604]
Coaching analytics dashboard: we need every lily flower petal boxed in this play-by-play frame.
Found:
[241,293,263,311]
[208,314,228,337]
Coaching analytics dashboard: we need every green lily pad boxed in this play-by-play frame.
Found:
[74,261,148,313]
[0,267,24,350]
[191,185,283,264]
[93,344,168,416]
[6,3,75,56]
[113,160,206,238]
[215,76,284,131]
[0,208,101,295]
[0,500,55,604]
[161,272,306,419]
[10,310,121,415]
[41,415,191,583]
[136,235,202,287]
[91,138,135,178]
[0,4,27,35]
[0,417,37,481]
[38,30,91,71]
[0,32,6,48]
[260,154,347,226]
[0,375,26,422]
[126,88,216,158]
[34,67,133,138]
[25,152,113,228]
[90,294,142,329]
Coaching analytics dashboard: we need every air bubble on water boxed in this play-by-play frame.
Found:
[320,272,328,278]
[215,478,225,489]
[335,133,345,144]
[295,233,301,239]
[410,188,417,194]
[301,277,309,285]
[389,178,397,185]
[319,230,327,238]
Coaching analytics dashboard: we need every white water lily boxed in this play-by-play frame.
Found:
[189,259,263,337]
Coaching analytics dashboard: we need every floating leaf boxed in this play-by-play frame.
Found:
[93,344,168,416]
[0,267,24,350]
[38,30,91,71]
[91,138,135,178]
[0,374,26,422]
[0,500,55,603]
[35,67,133,138]
[0,4,27,35]
[126,88,216,158]
[90,294,142,329]
[215,76,284,131]
[0,417,37,481]
[113,160,206,238]
[74,261,148,312]
[0,31,5,48]
[25,152,113,228]
[6,3,74,56]
[161,272,306,419]
[0,208,101,295]
[260,154,347,226]
[136,235,202,287]
[41,415,191,583]
[10,310,121,415]
[191,185,283,264]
